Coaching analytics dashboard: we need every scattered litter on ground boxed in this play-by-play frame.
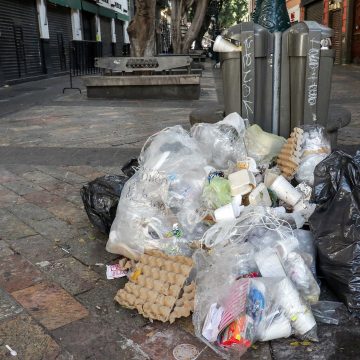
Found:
[5,345,17,357]
[172,343,199,360]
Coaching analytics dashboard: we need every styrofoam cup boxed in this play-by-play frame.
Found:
[213,35,241,52]
[214,203,235,222]
[269,175,302,206]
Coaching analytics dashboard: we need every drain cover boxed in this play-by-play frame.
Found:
[173,344,199,360]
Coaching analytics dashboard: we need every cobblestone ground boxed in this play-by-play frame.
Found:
[0,62,359,360]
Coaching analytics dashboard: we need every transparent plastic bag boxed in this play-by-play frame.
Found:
[245,124,286,165]
[311,301,343,325]
[190,112,247,170]
[295,125,331,185]
[107,126,209,259]
[139,125,208,231]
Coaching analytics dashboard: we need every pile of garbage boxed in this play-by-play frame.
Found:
[81,113,360,359]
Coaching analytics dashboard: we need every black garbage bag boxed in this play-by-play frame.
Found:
[309,150,360,313]
[80,175,128,235]
[121,158,139,178]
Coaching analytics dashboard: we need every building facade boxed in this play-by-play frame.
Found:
[0,0,131,85]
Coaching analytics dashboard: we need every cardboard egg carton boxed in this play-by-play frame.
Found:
[169,282,195,324]
[115,249,194,322]
[277,127,304,180]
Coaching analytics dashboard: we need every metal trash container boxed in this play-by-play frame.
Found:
[220,22,274,132]
[220,52,241,116]
[279,21,334,137]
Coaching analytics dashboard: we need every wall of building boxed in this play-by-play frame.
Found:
[0,0,133,85]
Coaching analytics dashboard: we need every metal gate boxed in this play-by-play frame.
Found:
[100,16,113,56]
[329,10,342,64]
[47,3,72,73]
[305,0,323,23]
[0,0,43,84]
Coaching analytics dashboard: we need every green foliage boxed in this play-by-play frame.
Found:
[218,0,248,29]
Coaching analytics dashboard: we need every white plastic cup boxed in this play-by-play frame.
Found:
[213,35,241,52]
[214,203,235,222]
[269,175,302,206]
[255,248,287,277]
[260,315,292,341]
[292,311,317,335]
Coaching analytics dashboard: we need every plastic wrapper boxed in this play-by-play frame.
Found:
[202,176,232,210]
[190,113,247,170]
[309,150,360,314]
[311,301,343,325]
[295,125,331,185]
[107,126,208,260]
[245,124,286,165]
[80,175,128,234]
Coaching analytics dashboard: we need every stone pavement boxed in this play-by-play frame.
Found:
[0,62,359,360]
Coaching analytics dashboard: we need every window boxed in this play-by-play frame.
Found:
[115,2,122,9]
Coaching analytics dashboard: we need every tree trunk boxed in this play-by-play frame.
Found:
[181,0,209,53]
[127,0,157,56]
[194,12,211,50]
[171,0,186,53]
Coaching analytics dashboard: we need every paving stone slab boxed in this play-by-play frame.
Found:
[23,190,65,208]
[0,208,37,241]
[21,170,58,184]
[47,202,87,225]
[76,280,147,329]
[12,282,89,330]
[0,185,26,208]
[10,235,66,264]
[7,202,53,222]
[0,240,14,258]
[0,254,43,293]
[0,314,63,359]
[0,287,23,322]
[42,257,100,295]
[61,234,118,266]
[2,179,44,196]
[22,217,78,243]
[62,165,106,180]
[52,315,150,360]
[35,166,89,185]
[0,168,20,184]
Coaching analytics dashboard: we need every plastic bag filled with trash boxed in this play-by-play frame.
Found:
[193,244,318,359]
[310,150,360,314]
[106,126,209,260]
[199,207,320,303]
[191,113,247,170]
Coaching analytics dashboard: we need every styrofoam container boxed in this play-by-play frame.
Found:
[214,203,235,222]
[229,169,256,196]
[269,175,302,206]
